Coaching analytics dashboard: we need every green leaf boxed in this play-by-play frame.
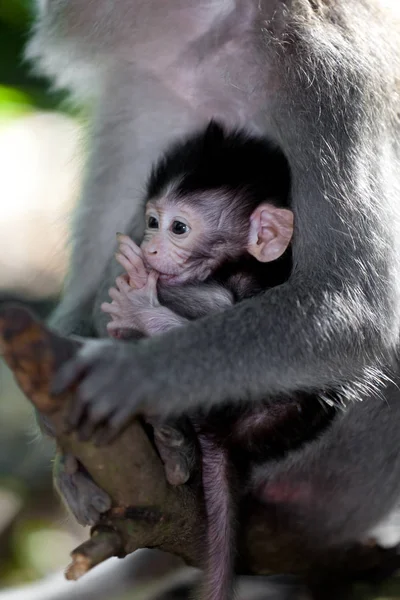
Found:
[0,85,34,121]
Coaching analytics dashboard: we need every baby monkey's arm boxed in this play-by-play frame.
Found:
[103,235,187,337]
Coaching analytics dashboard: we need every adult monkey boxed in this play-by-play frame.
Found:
[27,0,400,586]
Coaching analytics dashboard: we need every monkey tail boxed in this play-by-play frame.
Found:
[197,434,236,600]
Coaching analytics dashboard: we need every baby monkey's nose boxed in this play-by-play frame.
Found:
[143,244,158,255]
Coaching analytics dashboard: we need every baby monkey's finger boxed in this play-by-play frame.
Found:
[145,271,160,303]
[115,276,131,292]
[118,244,148,277]
[116,233,142,255]
[118,241,143,261]
[101,301,119,315]
[115,253,137,275]
[147,270,159,286]
[108,287,122,302]
[115,253,148,289]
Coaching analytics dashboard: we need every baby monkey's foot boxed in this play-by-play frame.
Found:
[54,452,112,526]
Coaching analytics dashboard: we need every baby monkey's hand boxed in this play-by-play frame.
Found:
[101,234,151,338]
[102,271,160,338]
[115,233,148,289]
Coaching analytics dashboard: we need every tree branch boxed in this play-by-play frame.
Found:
[0,304,398,586]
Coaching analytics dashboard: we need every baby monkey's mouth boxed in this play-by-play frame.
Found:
[143,258,184,284]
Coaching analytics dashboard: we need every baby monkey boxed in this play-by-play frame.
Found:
[102,122,295,600]
[103,121,293,338]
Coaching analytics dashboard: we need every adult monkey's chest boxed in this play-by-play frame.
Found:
[30,0,290,131]
[147,1,277,128]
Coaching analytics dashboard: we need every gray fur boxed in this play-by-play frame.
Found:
[26,0,400,590]
[30,0,400,420]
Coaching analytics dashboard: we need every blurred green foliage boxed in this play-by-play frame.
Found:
[0,0,67,120]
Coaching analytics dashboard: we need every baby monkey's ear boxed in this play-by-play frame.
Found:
[247,203,294,262]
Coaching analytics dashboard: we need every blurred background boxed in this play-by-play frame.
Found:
[0,0,88,591]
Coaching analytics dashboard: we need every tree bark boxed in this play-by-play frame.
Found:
[0,304,398,586]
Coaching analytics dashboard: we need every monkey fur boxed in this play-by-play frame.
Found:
[100,121,333,600]
[26,1,400,598]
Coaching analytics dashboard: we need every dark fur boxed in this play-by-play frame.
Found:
[147,121,290,209]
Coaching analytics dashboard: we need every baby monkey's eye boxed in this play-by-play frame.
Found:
[171,220,189,235]
[147,216,159,229]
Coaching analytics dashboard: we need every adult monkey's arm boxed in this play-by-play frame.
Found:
[51,0,400,440]
[0,304,398,584]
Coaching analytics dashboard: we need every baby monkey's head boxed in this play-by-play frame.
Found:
[141,121,293,286]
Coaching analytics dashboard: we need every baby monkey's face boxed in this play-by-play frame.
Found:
[141,199,213,285]
[141,194,294,286]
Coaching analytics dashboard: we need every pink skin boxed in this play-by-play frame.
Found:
[114,233,148,289]
[101,200,293,338]
[141,200,210,285]
[102,200,209,336]
[249,204,293,263]
[102,235,189,338]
